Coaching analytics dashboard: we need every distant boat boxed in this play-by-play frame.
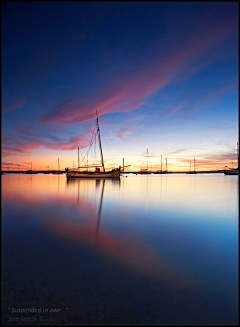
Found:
[139,169,152,174]
[26,162,37,174]
[155,154,167,174]
[65,111,121,179]
[224,168,239,175]
[224,142,239,176]
[139,148,152,174]
[186,158,197,174]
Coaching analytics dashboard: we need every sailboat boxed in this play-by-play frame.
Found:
[26,162,37,174]
[139,148,152,174]
[155,155,167,174]
[186,158,197,174]
[65,111,121,178]
[224,142,239,175]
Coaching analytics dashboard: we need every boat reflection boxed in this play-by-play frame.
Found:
[66,177,120,187]
[95,179,105,243]
[62,176,192,288]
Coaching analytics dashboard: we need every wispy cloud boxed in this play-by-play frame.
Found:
[1,124,92,157]
[167,148,188,155]
[112,125,137,142]
[42,17,237,126]
[1,162,29,169]
[175,151,238,169]
[159,105,184,120]
[210,81,238,100]
[2,101,26,113]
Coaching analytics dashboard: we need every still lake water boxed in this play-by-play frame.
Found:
[2,173,238,325]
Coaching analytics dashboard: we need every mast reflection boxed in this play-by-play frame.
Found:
[65,178,120,243]
[95,180,105,243]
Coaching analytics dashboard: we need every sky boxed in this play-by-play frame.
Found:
[1,1,239,172]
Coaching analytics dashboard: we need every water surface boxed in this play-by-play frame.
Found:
[2,173,238,325]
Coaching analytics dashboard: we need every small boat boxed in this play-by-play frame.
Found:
[139,169,152,174]
[26,162,37,174]
[224,142,239,176]
[224,168,239,175]
[65,111,121,179]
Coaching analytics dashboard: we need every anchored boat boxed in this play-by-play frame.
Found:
[155,154,167,174]
[65,111,121,179]
[186,158,197,174]
[139,148,152,174]
[224,142,239,176]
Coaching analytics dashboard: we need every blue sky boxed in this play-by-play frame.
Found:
[1,1,239,171]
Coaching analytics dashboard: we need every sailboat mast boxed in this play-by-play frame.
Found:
[96,110,105,172]
[147,148,149,171]
[237,142,239,168]
[87,152,88,172]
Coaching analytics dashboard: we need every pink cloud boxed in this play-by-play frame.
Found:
[1,162,29,170]
[210,81,238,100]
[2,101,26,113]
[42,17,237,126]
[1,137,86,156]
[159,105,184,119]
[175,151,238,169]
[113,125,137,142]
[1,124,92,157]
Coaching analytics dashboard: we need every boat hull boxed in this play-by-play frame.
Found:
[66,169,121,179]
[224,169,239,175]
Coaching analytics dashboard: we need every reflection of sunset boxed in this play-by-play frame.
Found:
[2,174,237,222]
[2,173,238,294]
[2,174,190,286]
[41,212,188,285]
[2,172,238,325]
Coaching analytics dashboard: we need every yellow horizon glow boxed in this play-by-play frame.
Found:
[1,158,236,172]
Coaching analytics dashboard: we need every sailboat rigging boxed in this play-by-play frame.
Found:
[121,158,131,173]
[65,110,121,178]
[155,154,167,174]
[187,158,197,174]
[139,148,152,174]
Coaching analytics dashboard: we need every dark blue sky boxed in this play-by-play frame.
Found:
[2,1,238,171]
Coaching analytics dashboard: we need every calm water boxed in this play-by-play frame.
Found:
[2,173,238,325]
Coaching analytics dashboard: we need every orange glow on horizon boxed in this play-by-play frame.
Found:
[1,144,238,172]
[1,159,237,172]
